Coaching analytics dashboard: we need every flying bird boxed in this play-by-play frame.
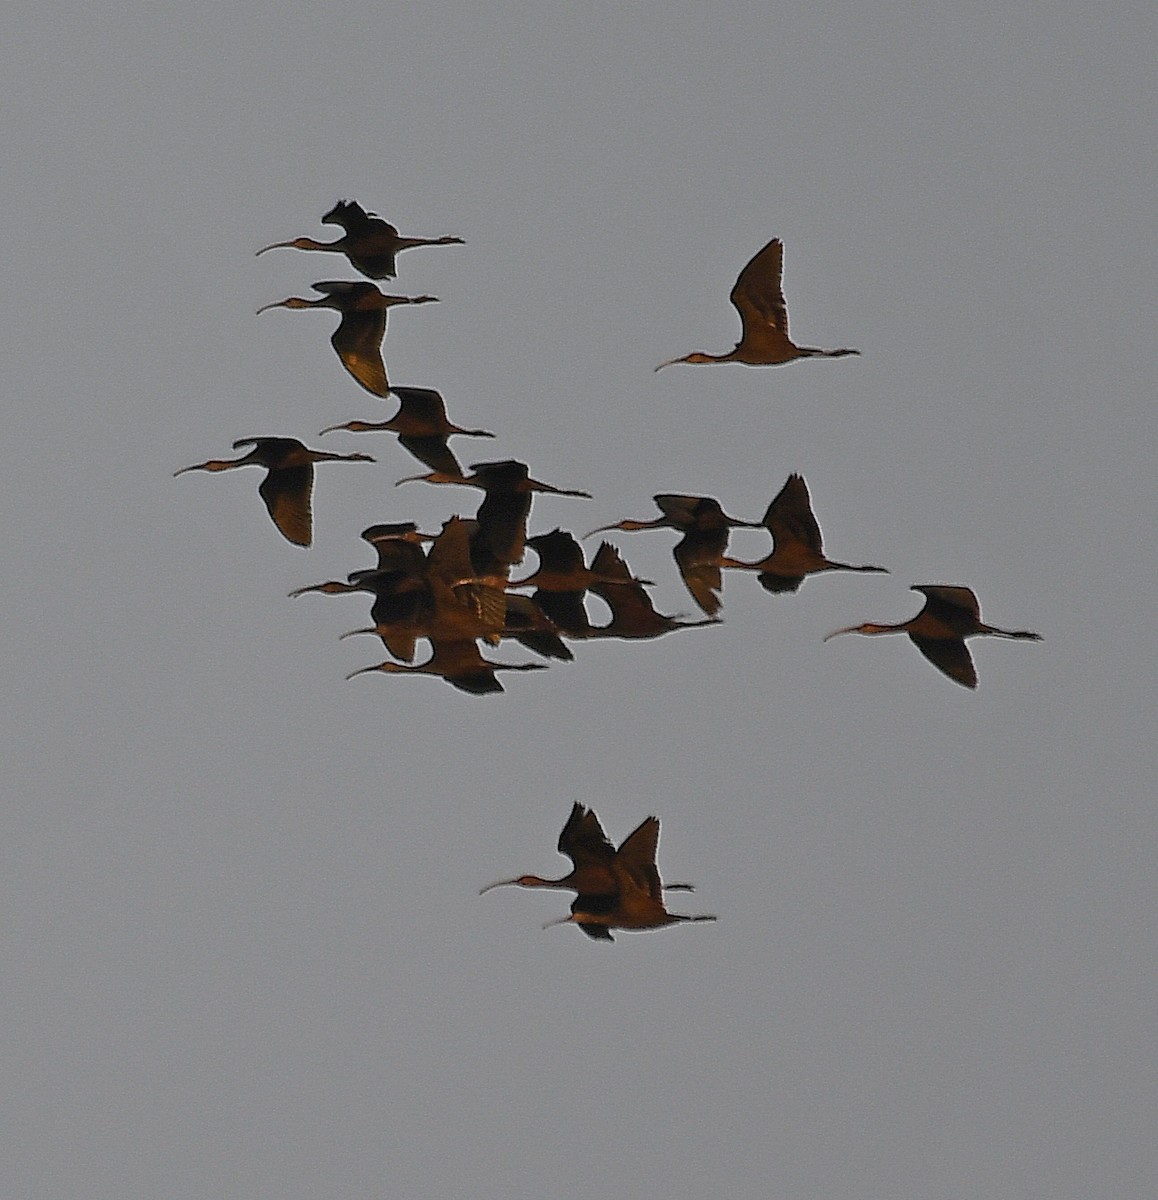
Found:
[347,637,546,696]
[655,237,858,370]
[257,281,437,397]
[480,803,694,897]
[320,385,494,476]
[174,437,373,547]
[824,585,1042,689]
[544,816,715,941]
[588,494,761,615]
[256,199,464,280]
[720,474,887,593]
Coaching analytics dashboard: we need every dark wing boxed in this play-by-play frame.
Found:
[527,529,586,575]
[258,464,313,546]
[909,634,978,689]
[426,639,505,695]
[379,627,419,664]
[730,238,793,351]
[331,309,390,397]
[571,890,617,940]
[558,804,616,871]
[474,490,533,566]
[758,570,805,594]
[502,595,573,662]
[652,494,701,528]
[614,817,664,902]
[764,474,823,553]
[398,434,464,477]
[914,585,982,624]
[673,529,727,615]
[533,589,592,636]
[392,386,446,428]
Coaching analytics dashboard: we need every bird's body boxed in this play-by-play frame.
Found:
[256,200,464,280]
[320,385,494,476]
[720,474,887,593]
[655,237,858,370]
[258,281,437,397]
[546,816,714,941]
[174,437,373,547]
[824,584,1042,688]
[588,494,760,615]
[347,637,546,696]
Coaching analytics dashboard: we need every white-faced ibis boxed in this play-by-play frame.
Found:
[656,237,858,370]
[347,637,546,696]
[481,803,694,898]
[256,199,464,280]
[174,437,373,547]
[588,494,761,616]
[585,542,720,640]
[824,584,1042,689]
[720,474,887,593]
[397,460,592,565]
[544,816,715,942]
[320,385,494,476]
[257,281,437,397]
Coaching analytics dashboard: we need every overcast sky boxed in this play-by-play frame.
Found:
[3,3,1155,1198]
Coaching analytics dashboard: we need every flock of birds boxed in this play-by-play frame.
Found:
[174,199,1041,936]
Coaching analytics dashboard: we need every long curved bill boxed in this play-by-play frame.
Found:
[478,878,519,896]
[823,625,861,642]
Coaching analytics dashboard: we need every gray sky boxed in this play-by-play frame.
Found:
[3,2,1155,1197]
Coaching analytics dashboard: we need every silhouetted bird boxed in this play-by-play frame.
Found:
[320,385,494,476]
[656,237,858,370]
[544,816,715,941]
[174,437,372,547]
[824,585,1041,689]
[258,281,437,397]
[347,638,546,696]
[256,199,464,280]
[720,474,887,593]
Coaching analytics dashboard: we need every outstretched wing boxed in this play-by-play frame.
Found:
[614,817,663,901]
[558,804,616,872]
[258,464,313,546]
[730,238,793,355]
[910,634,978,689]
[673,529,727,616]
[764,474,823,553]
[331,309,390,397]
